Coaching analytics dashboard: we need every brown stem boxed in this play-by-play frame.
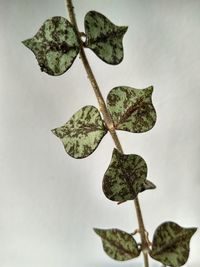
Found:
[134,198,149,266]
[66,0,149,266]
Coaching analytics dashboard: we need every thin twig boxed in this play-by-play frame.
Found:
[65,1,150,266]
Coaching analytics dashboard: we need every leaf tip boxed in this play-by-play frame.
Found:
[51,128,58,136]
[93,228,101,236]
[143,180,156,191]
[190,227,198,236]
[21,38,30,48]
[147,85,154,93]
[121,25,128,34]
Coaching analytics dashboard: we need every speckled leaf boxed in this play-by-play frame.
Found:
[150,221,197,267]
[103,148,155,202]
[52,106,107,159]
[94,228,140,261]
[84,11,128,65]
[22,16,79,75]
[107,86,157,133]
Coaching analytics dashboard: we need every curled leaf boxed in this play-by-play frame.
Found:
[150,221,197,267]
[94,228,140,261]
[22,16,79,75]
[103,148,155,202]
[52,106,107,159]
[107,86,157,133]
[85,11,128,64]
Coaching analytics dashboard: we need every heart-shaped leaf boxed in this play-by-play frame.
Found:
[107,86,157,133]
[150,221,197,267]
[94,228,140,261]
[103,148,155,202]
[84,11,128,65]
[22,16,79,76]
[52,106,107,159]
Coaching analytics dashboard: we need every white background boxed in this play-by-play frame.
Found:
[0,0,199,266]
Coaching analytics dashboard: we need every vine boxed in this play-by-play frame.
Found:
[22,1,197,266]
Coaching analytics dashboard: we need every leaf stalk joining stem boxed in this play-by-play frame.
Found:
[66,0,149,266]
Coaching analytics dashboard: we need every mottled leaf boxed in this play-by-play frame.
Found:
[150,221,197,267]
[52,106,107,159]
[94,228,140,261]
[103,148,155,202]
[107,86,157,133]
[84,11,128,64]
[22,16,79,75]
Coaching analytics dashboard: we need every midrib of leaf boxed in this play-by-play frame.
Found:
[152,232,193,256]
[115,97,146,127]
[119,156,137,198]
[103,235,137,257]
[45,41,77,52]
[74,125,104,134]
[88,27,126,44]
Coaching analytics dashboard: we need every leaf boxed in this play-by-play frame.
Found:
[22,16,79,76]
[107,86,157,133]
[84,11,128,65]
[94,228,140,261]
[102,148,155,202]
[150,221,197,267]
[52,106,107,159]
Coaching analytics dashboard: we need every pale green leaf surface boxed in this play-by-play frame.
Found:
[94,228,140,261]
[150,221,197,267]
[52,106,107,159]
[103,148,155,202]
[85,11,127,65]
[107,86,157,133]
[22,16,79,75]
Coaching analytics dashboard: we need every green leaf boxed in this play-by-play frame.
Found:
[103,148,155,202]
[52,106,107,159]
[22,16,79,76]
[107,86,157,133]
[84,11,128,65]
[150,221,197,267]
[94,228,140,261]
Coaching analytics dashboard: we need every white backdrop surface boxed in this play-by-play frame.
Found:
[0,0,200,266]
